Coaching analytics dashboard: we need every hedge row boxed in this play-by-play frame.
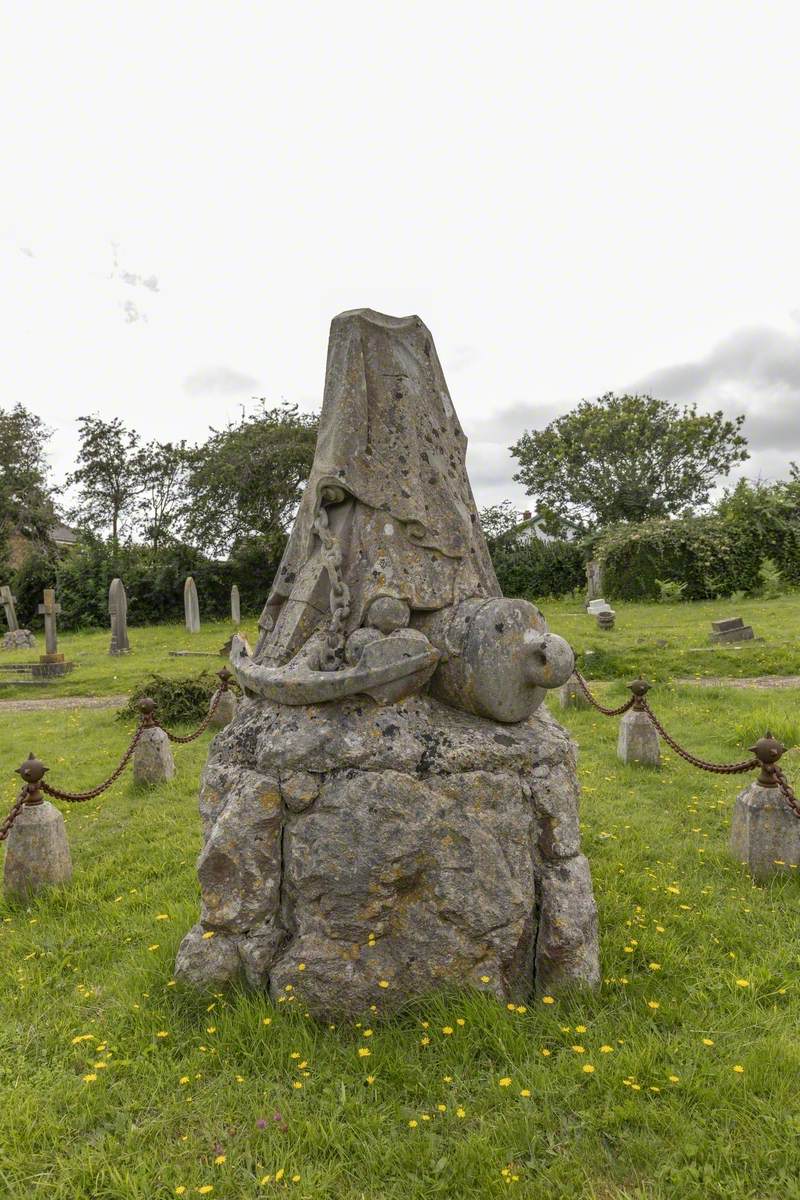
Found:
[490,537,585,600]
[11,534,284,631]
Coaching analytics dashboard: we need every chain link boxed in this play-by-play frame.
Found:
[313,504,350,671]
[156,685,225,744]
[0,784,29,842]
[639,698,759,776]
[41,721,148,802]
[774,766,800,819]
[572,669,636,717]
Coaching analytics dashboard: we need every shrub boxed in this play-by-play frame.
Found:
[655,578,687,604]
[490,536,586,600]
[117,671,237,726]
[597,515,763,602]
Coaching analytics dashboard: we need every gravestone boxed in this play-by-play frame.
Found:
[231,584,241,626]
[108,578,130,655]
[710,616,754,644]
[176,308,600,1018]
[1,585,19,631]
[31,589,72,677]
[184,577,200,633]
[587,599,612,615]
[559,676,591,709]
[1,585,36,650]
[586,560,603,602]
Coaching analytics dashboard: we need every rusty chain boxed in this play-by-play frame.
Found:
[572,669,636,716]
[0,675,232,834]
[774,766,800,819]
[155,684,225,744]
[0,784,29,843]
[41,720,148,802]
[639,698,759,776]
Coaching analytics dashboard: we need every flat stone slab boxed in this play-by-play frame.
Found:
[712,617,746,633]
[711,625,755,644]
[175,694,600,1018]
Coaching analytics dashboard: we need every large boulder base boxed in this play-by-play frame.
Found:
[176,695,599,1019]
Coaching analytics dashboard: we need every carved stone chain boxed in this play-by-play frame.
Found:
[313,505,351,671]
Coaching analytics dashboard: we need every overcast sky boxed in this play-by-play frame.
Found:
[2,1,800,516]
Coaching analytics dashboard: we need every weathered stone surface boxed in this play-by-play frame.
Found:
[587,599,611,615]
[617,709,660,765]
[175,694,599,1017]
[711,619,754,644]
[109,577,130,655]
[3,800,72,897]
[184,577,200,633]
[209,689,237,730]
[730,781,800,881]
[596,610,615,630]
[231,584,241,626]
[559,678,590,709]
[586,561,603,602]
[1,585,19,632]
[38,589,61,656]
[2,629,36,650]
[174,923,242,988]
[133,726,175,785]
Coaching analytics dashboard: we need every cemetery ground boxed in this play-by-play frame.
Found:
[1,603,800,1198]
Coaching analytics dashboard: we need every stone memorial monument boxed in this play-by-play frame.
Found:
[231,584,241,626]
[176,309,600,1018]
[108,578,130,655]
[710,616,755,644]
[31,589,72,677]
[1,585,36,650]
[184,577,201,633]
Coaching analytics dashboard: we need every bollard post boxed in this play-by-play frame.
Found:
[730,733,800,881]
[133,699,176,786]
[617,677,660,766]
[209,668,238,730]
[3,754,73,898]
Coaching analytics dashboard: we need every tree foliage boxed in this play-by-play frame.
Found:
[0,404,55,571]
[65,415,145,546]
[511,393,749,532]
[184,402,318,556]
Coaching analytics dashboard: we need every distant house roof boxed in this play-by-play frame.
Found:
[50,522,79,546]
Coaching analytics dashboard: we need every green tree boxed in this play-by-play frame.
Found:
[65,415,144,546]
[479,500,521,547]
[184,402,318,556]
[134,439,190,556]
[511,393,748,532]
[0,404,55,570]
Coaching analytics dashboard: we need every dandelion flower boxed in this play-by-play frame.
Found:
[520,1088,531,1097]
[292,1081,303,1089]
[156,1031,169,1038]
[582,1064,595,1074]
[736,979,750,988]
[292,1176,300,1183]
[733,1064,745,1073]
[82,1073,97,1082]
[647,1001,660,1010]
[202,931,216,940]
[408,1119,418,1128]
[498,1077,512,1087]
[262,1018,272,1026]
[358,1048,371,1058]
[175,1190,186,1196]
[196,1189,214,1196]
[541,1048,551,1057]
[378,980,390,989]
[480,975,490,983]
[541,996,555,1005]
[702,1038,714,1046]
[571,1045,586,1054]
[669,1075,680,1083]
[442,1026,453,1035]
[456,1107,466,1118]
[600,1045,614,1054]
[214,1155,226,1165]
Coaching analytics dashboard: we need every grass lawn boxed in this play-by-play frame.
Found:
[1,601,800,1198]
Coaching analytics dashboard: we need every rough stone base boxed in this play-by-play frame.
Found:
[730,781,800,881]
[30,660,74,678]
[209,690,238,730]
[175,694,600,1019]
[617,709,660,766]
[133,726,176,785]
[2,630,36,651]
[3,801,72,897]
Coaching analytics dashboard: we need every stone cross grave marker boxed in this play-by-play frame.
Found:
[109,578,130,655]
[37,589,63,660]
[184,576,200,633]
[1,586,19,632]
[231,584,241,626]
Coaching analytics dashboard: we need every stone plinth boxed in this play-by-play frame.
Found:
[175,695,600,1018]
[617,709,660,766]
[3,801,73,898]
[730,781,800,881]
[209,690,238,730]
[2,630,36,651]
[30,657,74,678]
[133,726,176,785]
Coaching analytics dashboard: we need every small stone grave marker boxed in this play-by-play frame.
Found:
[711,616,754,644]
[109,578,130,655]
[587,599,612,615]
[231,584,241,626]
[184,576,200,633]
[31,589,73,677]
